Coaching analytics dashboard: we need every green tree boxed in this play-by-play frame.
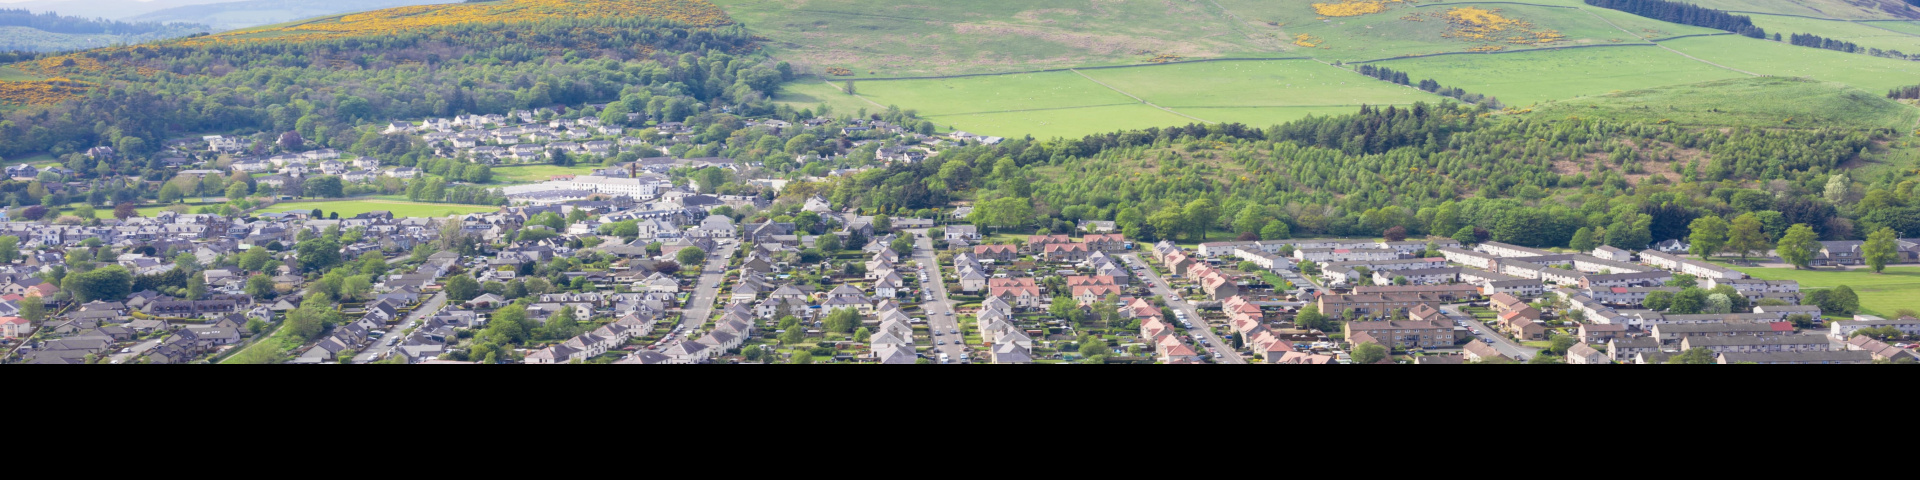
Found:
[676,247,707,266]
[1568,227,1596,252]
[1547,335,1577,355]
[1864,227,1899,274]
[0,235,19,263]
[1688,215,1729,260]
[1452,226,1478,246]
[19,295,45,322]
[296,237,341,273]
[445,274,481,302]
[791,351,813,364]
[815,233,841,252]
[186,274,206,300]
[239,246,272,272]
[159,182,184,203]
[1352,342,1388,364]
[61,265,134,303]
[246,274,274,298]
[889,236,914,257]
[225,181,248,200]
[1669,288,1707,314]
[1643,290,1675,311]
[1078,338,1109,360]
[1184,198,1218,241]
[1260,219,1290,240]
[1825,285,1860,315]
[343,274,374,301]
[1776,224,1820,269]
[1294,305,1332,332]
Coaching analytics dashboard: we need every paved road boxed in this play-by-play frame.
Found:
[355,291,447,363]
[908,230,966,363]
[1123,253,1245,364]
[1440,304,1538,361]
[662,242,738,352]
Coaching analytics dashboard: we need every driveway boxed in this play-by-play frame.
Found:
[908,230,967,363]
[1440,304,1538,361]
[1124,253,1245,364]
[355,291,447,363]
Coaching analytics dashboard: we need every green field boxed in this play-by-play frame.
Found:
[926,104,1197,140]
[1663,35,1920,94]
[0,66,39,82]
[1732,266,1920,317]
[489,164,602,184]
[1076,60,1444,107]
[1527,77,1920,130]
[1672,0,1917,20]
[774,80,883,117]
[1863,20,1920,36]
[1744,13,1920,55]
[1371,46,1747,106]
[267,199,500,218]
[854,71,1136,116]
[1212,0,1663,61]
[1171,106,1387,129]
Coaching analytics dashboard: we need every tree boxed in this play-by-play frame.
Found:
[1184,198,1218,241]
[791,351,813,364]
[1548,335,1577,355]
[889,236,914,257]
[1352,342,1388,364]
[113,203,137,220]
[224,181,248,200]
[824,307,860,333]
[61,265,134,303]
[1864,227,1899,274]
[1382,225,1408,242]
[1725,213,1771,260]
[779,327,805,345]
[676,247,707,267]
[1687,216,1728,260]
[1824,285,1860,315]
[815,233,841,252]
[1776,224,1820,269]
[1526,354,1564,364]
[239,247,272,272]
[1260,219,1290,240]
[445,274,480,302]
[1568,227,1596,252]
[1294,305,1332,332]
[1669,288,1707,314]
[159,182,184,203]
[296,237,341,273]
[0,235,17,263]
[1078,338,1109,360]
[1452,226,1478,246]
[186,274,206,300]
[1824,173,1850,204]
[1665,347,1717,364]
[278,131,305,150]
[1643,290,1675,311]
[19,295,45,322]
[246,274,274,298]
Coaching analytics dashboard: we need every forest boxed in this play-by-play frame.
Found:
[0,8,206,35]
[1584,0,1767,38]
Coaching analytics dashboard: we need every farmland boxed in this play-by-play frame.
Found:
[1865,20,1920,35]
[1732,266,1920,317]
[924,104,1198,140]
[1526,77,1920,130]
[265,199,501,218]
[489,164,603,184]
[1743,13,1920,55]
[852,71,1137,116]
[1074,60,1443,108]
[1662,34,1920,94]
[1367,46,1746,106]
[1669,0,1918,20]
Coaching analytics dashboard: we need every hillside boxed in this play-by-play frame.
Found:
[1527,76,1920,129]
[0,8,207,52]
[130,0,462,31]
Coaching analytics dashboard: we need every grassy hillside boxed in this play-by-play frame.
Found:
[1744,12,1920,54]
[1365,45,1746,106]
[1662,34,1920,93]
[1527,76,1920,130]
[130,0,461,31]
[1674,0,1919,20]
[193,0,732,44]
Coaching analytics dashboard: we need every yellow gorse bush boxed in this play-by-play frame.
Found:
[1310,0,1405,17]
[0,78,95,106]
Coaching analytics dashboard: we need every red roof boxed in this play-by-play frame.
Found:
[1610,287,1628,293]
[0,317,27,325]
[1770,322,1795,332]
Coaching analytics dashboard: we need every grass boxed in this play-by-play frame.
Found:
[774,79,882,116]
[1730,266,1920,317]
[1075,60,1445,107]
[1371,45,1746,106]
[1662,35,1920,94]
[1863,21,1920,36]
[489,164,602,184]
[0,66,39,82]
[1212,0,1659,61]
[1743,13,1920,56]
[854,71,1137,116]
[266,199,501,218]
[1526,76,1920,130]
[925,104,1196,139]
[1,152,55,166]
[1660,0,1914,20]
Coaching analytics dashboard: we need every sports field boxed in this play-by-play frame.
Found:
[267,199,500,218]
[1662,35,1920,94]
[1733,266,1920,317]
[1370,46,1746,106]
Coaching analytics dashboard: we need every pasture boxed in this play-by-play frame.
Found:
[924,104,1196,140]
[1743,13,1920,55]
[489,164,602,184]
[1732,266,1920,317]
[1371,45,1746,106]
[1662,34,1920,94]
[266,199,500,218]
[1075,60,1444,108]
[774,80,883,117]
[1527,77,1920,130]
[1862,20,1920,36]
[1665,0,1913,20]
[851,71,1136,116]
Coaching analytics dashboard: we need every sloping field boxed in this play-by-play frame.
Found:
[1745,13,1920,54]
[851,71,1137,116]
[1528,77,1920,129]
[1369,45,1745,106]
[925,104,1197,140]
[1673,0,1919,20]
[192,0,733,44]
[1075,59,1444,107]
[1662,34,1920,93]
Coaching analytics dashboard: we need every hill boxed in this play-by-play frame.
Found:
[1527,76,1920,129]
[129,0,461,31]
[0,8,207,52]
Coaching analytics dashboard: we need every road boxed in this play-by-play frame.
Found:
[1123,253,1246,364]
[908,229,967,363]
[661,242,738,353]
[1440,304,1538,361]
[355,291,446,363]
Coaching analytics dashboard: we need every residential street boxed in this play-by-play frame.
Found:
[664,242,738,350]
[1440,304,1538,361]
[1123,253,1246,364]
[908,230,966,363]
[355,291,447,363]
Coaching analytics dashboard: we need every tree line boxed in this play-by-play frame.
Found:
[1585,0,1766,38]
[1352,65,1503,109]
[1891,84,1920,100]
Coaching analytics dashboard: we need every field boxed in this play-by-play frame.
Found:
[1369,45,1746,106]
[1663,35,1920,94]
[191,0,733,45]
[0,67,34,82]
[1670,0,1919,20]
[1170,106,1390,129]
[852,71,1137,116]
[927,105,1198,140]
[266,199,501,218]
[1075,60,1443,108]
[1743,13,1920,55]
[1864,20,1920,35]
[1527,77,1920,130]
[711,0,1278,77]
[773,80,883,117]
[1732,266,1920,317]
[489,164,602,184]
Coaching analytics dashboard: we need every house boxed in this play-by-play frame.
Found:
[1343,318,1454,349]
[1716,350,1872,364]
[1577,323,1627,343]
[1844,335,1920,362]
[1462,340,1507,362]
[972,244,1018,263]
[945,225,979,242]
[1828,317,1920,339]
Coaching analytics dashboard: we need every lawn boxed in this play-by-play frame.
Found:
[1730,266,1920,317]
[1,152,55,166]
[1076,59,1445,108]
[1526,76,1920,130]
[854,71,1137,116]
[925,104,1197,140]
[489,164,602,184]
[1372,45,1746,106]
[266,199,500,218]
[1742,13,1920,56]
[1662,35,1920,94]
